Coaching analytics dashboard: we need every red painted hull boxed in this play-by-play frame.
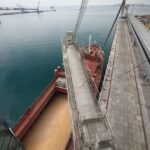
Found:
[13,80,57,140]
[81,44,104,94]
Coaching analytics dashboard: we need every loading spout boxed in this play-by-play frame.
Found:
[67,45,97,117]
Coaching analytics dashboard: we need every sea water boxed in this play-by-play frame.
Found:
[0,5,149,126]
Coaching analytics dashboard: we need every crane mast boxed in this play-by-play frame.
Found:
[37,1,40,13]
[74,0,89,38]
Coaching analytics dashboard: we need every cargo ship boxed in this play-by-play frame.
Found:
[0,36,104,150]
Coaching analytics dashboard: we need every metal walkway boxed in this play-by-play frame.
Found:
[99,18,148,149]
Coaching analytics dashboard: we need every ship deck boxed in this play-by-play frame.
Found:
[22,92,71,150]
[99,18,149,149]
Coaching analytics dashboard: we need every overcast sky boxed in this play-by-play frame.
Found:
[0,0,150,7]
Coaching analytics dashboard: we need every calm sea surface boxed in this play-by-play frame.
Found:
[0,5,149,126]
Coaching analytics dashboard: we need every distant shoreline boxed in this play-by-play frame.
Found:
[0,10,52,16]
[0,4,150,9]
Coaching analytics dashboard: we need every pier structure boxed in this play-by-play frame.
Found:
[62,32,116,150]
[99,16,150,150]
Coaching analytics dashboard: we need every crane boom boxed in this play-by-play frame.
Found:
[103,0,126,48]
[74,0,89,38]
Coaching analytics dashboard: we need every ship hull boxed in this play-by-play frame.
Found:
[13,79,72,150]
[13,43,104,150]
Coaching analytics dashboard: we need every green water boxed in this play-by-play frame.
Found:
[0,5,149,127]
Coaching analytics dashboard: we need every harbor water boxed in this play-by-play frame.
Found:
[0,5,149,126]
